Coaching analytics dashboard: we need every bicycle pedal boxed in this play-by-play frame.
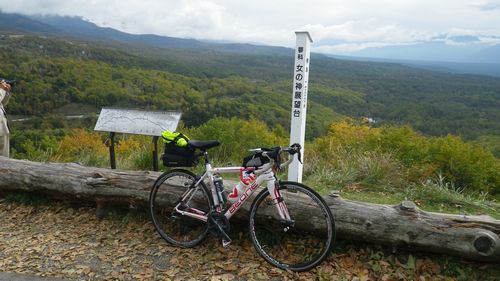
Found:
[222,238,232,248]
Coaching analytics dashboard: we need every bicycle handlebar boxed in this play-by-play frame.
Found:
[258,143,302,169]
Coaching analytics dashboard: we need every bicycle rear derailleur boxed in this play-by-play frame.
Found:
[208,211,232,247]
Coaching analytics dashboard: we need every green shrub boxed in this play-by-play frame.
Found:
[186,117,287,165]
[379,126,428,165]
[472,135,500,158]
[307,121,500,196]
[426,135,500,195]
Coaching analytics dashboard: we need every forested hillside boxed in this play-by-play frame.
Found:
[0,35,338,137]
[1,34,499,142]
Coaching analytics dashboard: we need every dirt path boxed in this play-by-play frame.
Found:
[0,200,497,280]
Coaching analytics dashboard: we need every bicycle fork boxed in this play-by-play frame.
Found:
[266,178,293,231]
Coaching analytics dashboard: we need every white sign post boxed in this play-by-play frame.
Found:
[288,31,312,183]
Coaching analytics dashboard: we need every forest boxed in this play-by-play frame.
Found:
[1,34,499,140]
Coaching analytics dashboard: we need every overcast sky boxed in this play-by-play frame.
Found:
[1,0,500,54]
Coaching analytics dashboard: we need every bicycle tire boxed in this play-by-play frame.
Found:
[149,169,212,248]
[248,181,335,272]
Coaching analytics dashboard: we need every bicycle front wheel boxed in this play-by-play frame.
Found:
[249,181,335,272]
[149,169,212,248]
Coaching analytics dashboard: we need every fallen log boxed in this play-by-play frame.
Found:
[1,156,499,263]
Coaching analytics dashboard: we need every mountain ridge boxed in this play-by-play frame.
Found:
[1,12,498,77]
[18,12,292,56]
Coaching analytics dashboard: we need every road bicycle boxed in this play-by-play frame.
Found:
[149,140,335,272]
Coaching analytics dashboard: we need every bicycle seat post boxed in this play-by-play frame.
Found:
[202,150,210,164]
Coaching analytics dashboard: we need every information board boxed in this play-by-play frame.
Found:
[94,108,182,136]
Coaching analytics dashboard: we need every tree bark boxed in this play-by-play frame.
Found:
[0,156,499,263]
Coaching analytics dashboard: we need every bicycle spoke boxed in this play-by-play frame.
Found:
[149,170,211,248]
[249,182,335,271]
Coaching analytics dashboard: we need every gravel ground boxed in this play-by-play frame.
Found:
[1,200,498,281]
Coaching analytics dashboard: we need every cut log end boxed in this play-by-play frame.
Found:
[474,232,498,257]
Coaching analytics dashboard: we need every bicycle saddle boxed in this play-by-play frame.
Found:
[188,140,220,150]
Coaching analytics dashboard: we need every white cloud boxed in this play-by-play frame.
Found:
[469,0,500,11]
[302,21,434,44]
[314,41,416,53]
[0,0,499,54]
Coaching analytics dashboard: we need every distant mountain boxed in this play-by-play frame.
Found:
[30,14,211,49]
[0,12,59,33]
[342,41,500,64]
[330,33,500,65]
[475,45,500,63]
[328,55,500,77]
[2,12,499,77]
[406,61,500,77]
[328,38,500,77]
[0,12,291,55]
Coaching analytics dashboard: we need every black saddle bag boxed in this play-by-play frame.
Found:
[162,142,198,167]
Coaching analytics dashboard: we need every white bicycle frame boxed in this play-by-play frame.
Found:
[173,158,292,223]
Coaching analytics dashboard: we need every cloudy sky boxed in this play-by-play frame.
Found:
[1,0,500,54]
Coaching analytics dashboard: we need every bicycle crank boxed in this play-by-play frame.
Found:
[208,212,232,246]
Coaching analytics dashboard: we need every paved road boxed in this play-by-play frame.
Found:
[0,272,69,281]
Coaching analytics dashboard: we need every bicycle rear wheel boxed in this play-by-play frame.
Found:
[149,169,212,248]
[249,181,335,272]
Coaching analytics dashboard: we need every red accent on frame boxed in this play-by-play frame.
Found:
[228,186,239,199]
[240,168,256,185]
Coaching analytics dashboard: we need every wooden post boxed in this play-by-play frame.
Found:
[106,132,116,169]
[152,136,159,171]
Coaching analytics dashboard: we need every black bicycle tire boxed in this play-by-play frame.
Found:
[248,181,335,272]
[149,169,212,248]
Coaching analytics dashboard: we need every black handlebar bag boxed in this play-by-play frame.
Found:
[242,153,270,168]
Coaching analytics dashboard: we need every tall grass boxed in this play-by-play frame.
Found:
[305,147,405,194]
[403,173,497,216]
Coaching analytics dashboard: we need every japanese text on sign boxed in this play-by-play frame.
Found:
[292,43,310,118]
